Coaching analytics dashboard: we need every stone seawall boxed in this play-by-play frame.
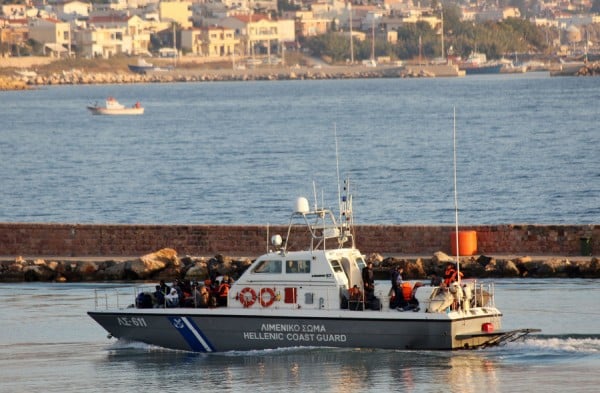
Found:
[0,223,596,258]
[4,65,442,90]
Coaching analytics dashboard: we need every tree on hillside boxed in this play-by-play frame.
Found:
[305,33,350,63]
[277,0,300,14]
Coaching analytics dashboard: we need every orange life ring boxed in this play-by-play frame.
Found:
[259,287,276,307]
[238,287,257,308]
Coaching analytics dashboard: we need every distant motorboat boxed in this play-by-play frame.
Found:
[459,52,503,75]
[499,59,527,74]
[128,58,173,74]
[87,97,144,115]
[14,69,37,78]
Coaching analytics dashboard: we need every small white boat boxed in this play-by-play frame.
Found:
[87,97,144,115]
[14,69,37,78]
[128,58,173,74]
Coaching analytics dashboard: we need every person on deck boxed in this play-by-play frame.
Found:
[217,276,230,306]
[191,283,210,308]
[362,262,375,300]
[159,280,170,295]
[443,263,463,286]
[165,288,179,308]
[390,266,407,309]
[153,285,165,308]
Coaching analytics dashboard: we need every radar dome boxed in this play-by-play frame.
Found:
[295,197,310,214]
[271,234,282,247]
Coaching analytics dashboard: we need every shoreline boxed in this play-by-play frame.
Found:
[3,56,597,90]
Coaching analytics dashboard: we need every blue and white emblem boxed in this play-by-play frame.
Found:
[167,316,215,352]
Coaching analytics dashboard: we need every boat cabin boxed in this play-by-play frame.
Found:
[228,194,368,310]
[229,247,366,310]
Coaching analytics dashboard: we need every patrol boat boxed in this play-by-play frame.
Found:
[88,180,539,352]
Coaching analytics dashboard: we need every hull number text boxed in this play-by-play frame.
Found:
[117,316,148,327]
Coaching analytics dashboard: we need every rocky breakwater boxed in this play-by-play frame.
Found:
[1,248,599,283]
[0,76,28,90]
[370,252,600,280]
[575,62,600,76]
[7,66,430,88]
[0,248,253,283]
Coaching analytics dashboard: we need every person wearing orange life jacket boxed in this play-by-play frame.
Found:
[443,262,463,286]
[216,276,230,306]
[348,285,362,301]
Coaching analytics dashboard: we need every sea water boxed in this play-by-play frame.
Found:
[0,73,598,225]
[0,280,598,393]
[1,74,599,391]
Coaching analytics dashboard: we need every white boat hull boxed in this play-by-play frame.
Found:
[87,106,144,115]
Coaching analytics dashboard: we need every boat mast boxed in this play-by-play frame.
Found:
[348,3,354,64]
[371,16,375,63]
[334,123,341,208]
[453,107,461,282]
[334,124,354,248]
[440,5,445,62]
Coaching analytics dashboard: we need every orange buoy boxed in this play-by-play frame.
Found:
[450,230,477,256]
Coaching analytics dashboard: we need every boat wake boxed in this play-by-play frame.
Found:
[218,346,327,357]
[493,335,600,356]
[107,339,178,353]
[522,335,600,353]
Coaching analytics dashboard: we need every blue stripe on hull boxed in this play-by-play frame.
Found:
[167,316,215,352]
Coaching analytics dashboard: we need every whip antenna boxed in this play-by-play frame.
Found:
[334,123,342,215]
[453,107,461,282]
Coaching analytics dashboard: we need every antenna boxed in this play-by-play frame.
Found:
[312,180,317,211]
[453,107,461,282]
[334,123,342,218]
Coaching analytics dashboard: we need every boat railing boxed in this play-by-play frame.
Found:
[93,287,135,310]
[470,280,495,308]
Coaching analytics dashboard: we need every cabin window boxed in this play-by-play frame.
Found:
[252,259,282,273]
[355,256,366,271]
[329,259,344,273]
[285,260,310,274]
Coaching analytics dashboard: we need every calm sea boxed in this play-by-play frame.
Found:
[0,73,598,225]
[0,279,598,393]
[1,74,599,390]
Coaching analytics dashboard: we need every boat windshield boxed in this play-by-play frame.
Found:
[285,260,311,274]
[252,260,282,274]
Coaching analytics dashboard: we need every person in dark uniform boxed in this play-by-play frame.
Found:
[362,262,375,300]
[390,266,407,309]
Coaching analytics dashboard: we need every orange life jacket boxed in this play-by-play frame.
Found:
[218,283,229,298]
[348,286,362,300]
[401,282,413,300]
